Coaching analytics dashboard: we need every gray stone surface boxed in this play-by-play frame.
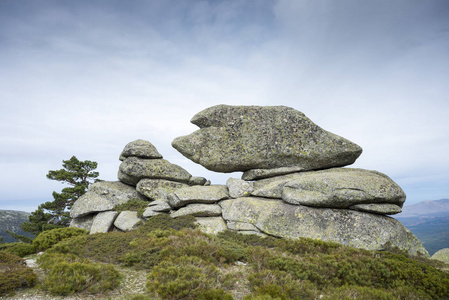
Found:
[142,208,161,218]
[119,157,192,185]
[195,217,227,235]
[136,179,188,200]
[226,178,253,198]
[147,199,172,212]
[120,139,163,160]
[71,181,148,218]
[282,168,406,208]
[189,176,208,186]
[171,204,222,218]
[114,211,142,231]
[350,203,402,215]
[172,105,362,173]
[220,197,428,256]
[431,248,449,264]
[70,214,94,231]
[168,185,230,208]
[242,166,306,181]
[90,211,118,234]
[251,173,300,198]
[226,221,259,231]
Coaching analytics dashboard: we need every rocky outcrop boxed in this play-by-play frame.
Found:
[71,181,147,218]
[219,197,426,256]
[69,105,428,257]
[172,105,362,173]
[431,248,449,264]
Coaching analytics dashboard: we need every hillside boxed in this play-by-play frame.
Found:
[395,199,449,255]
[0,210,32,243]
[2,215,449,299]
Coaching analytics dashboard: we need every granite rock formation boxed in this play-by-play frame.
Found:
[69,107,428,257]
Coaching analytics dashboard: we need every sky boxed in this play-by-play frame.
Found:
[1,0,448,212]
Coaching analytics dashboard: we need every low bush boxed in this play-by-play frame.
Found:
[32,227,88,251]
[0,242,36,257]
[37,252,122,296]
[146,255,229,300]
[0,252,37,296]
[137,213,197,232]
[113,198,150,217]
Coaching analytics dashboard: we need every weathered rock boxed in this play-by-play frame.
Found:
[71,181,148,218]
[251,173,301,198]
[168,185,230,208]
[119,157,192,185]
[195,217,227,235]
[282,168,406,208]
[90,211,118,234]
[431,248,449,264]
[172,105,362,173]
[242,166,306,181]
[189,176,208,186]
[147,200,171,212]
[70,215,94,231]
[120,139,163,160]
[220,197,428,256]
[117,170,140,186]
[226,178,254,198]
[350,204,402,215]
[142,208,162,218]
[171,204,222,218]
[226,220,259,231]
[114,211,142,231]
[136,179,188,200]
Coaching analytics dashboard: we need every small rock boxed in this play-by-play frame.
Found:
[226,178,254,198]
[171,204,222,218]
[168,185,230,208]
[90,211,118,234]
[120,139,163,160]
[114,211,142,231]
[195,217,227,235]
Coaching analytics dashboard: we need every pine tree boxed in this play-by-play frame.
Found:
[20,156,100,237]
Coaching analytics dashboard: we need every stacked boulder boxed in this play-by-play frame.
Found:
[70,105,428,257]
[172,105,426,256]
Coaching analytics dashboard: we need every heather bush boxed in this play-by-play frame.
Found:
[113,198,149,217]
[0,242,36,257]
[0,252,37,296]
[32,227,87,251]
[37,252,121,295]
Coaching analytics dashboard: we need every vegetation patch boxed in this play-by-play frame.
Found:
[113,198,150,217]
[0,242,36,257]
[32,227,88,251]
[0,252,37,296]
[37,252,122,296]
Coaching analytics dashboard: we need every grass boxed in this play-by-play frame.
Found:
[1,214,449,299]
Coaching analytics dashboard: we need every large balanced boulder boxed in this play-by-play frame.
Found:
[220,197,428,256]
[172,105,362,173]
[71,181,147,218]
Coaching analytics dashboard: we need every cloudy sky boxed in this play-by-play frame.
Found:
[1,0,448,212]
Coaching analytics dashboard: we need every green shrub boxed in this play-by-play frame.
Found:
[0,252,37,296]
[38,252,121,296]
[147,255,222,299]
[113,198,150,217]
[32,227,88,251]
[0,242,36,257]
[138,213,197,232]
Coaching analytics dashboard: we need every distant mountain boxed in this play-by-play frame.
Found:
[0,210,32,243]
[395,199,449,256]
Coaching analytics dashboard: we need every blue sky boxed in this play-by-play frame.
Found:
[1,0,448,212]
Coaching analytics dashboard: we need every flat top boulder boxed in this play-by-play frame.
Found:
[172,105,362,173]
[119,157,192,184]
[120,139,162,160]
[71,181,148,218]
[282,168,406,208]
